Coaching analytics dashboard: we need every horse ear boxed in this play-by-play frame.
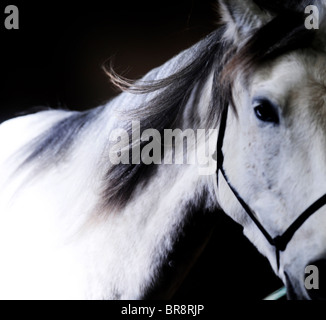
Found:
[218,0,274,42]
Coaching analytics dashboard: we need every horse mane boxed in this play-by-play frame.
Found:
[17,4,317,211]
[102,27,233,209]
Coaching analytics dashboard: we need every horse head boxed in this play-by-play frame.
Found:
[216,0,326,299]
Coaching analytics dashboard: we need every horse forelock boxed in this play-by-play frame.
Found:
[222,9,319,86]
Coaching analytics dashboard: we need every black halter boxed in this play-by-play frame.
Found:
[215,106,326,270]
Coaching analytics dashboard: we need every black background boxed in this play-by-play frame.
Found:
[1,0,217,119]
[0,0,283,300]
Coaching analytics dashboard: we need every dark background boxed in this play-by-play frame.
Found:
[0,0,283,299]
[1,0,217,119]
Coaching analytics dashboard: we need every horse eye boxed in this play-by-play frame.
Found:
[253,99,279,124]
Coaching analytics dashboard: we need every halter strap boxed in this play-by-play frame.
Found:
[216,106,326,270]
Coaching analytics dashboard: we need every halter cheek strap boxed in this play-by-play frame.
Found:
[215,106,326,270]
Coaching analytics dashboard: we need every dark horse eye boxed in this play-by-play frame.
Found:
[253,98,280,124]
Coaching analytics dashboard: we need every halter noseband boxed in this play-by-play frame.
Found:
[215,106,326,270]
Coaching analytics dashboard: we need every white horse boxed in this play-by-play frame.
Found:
[1,0,326,299]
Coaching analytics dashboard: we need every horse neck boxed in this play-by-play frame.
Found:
[86,57,219,299]
[88,156,218,299]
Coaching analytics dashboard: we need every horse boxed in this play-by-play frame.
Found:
[1,0,326,300]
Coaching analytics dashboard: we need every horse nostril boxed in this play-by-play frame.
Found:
[305,260,326,300]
